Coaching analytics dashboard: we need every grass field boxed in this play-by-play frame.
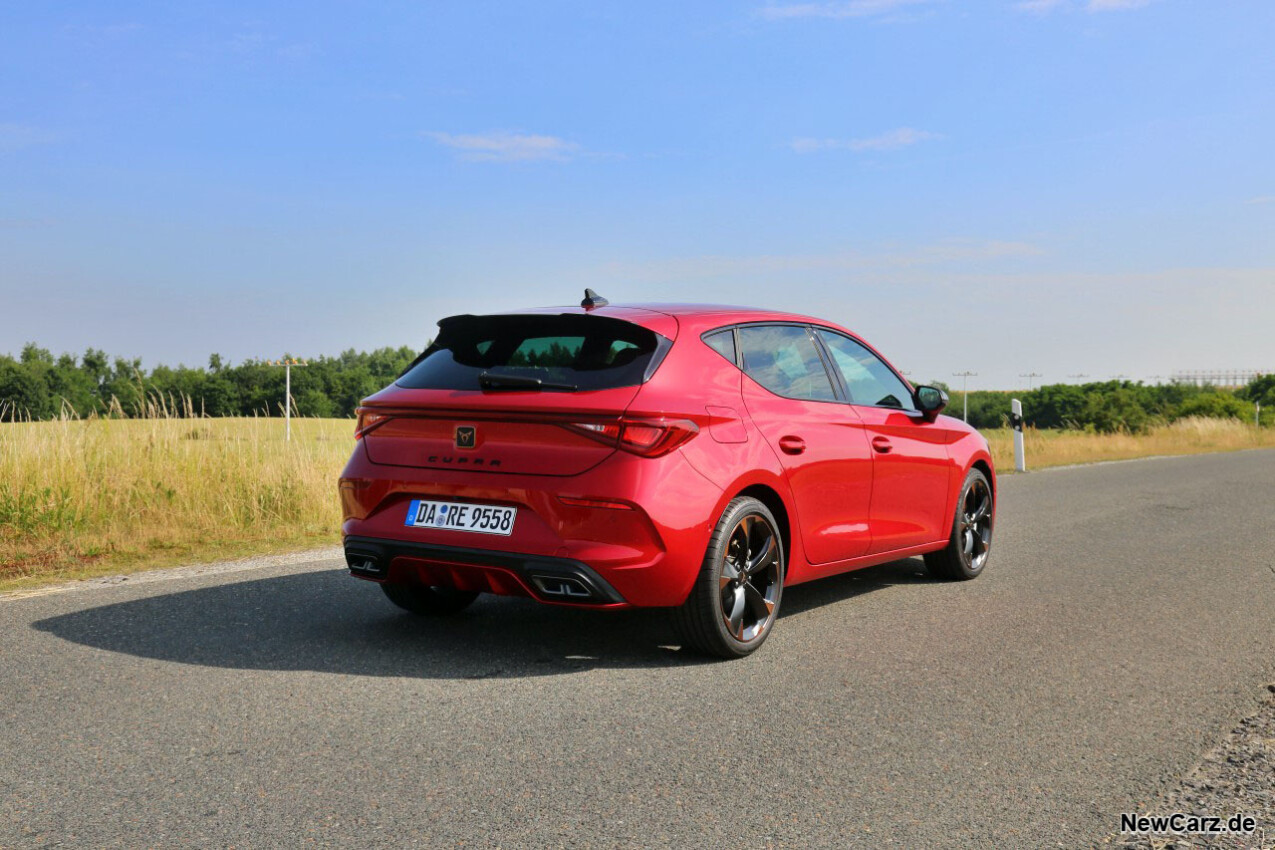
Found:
[983,415,1275,471]
[2,414,1273,591]
[0,417,351,590]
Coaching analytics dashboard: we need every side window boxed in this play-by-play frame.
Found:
[738,325,838,402]
[816,330,916,410]
[702,329,737,366]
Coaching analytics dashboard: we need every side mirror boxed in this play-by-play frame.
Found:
[915,385,949,421]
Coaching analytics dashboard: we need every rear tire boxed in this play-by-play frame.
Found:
[675,497,784,658]
[924,468,994,581]
[380,582,479,616]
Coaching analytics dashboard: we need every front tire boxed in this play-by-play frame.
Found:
[924,468,994,580]
[675,497,784,658]
[381,582,479,616]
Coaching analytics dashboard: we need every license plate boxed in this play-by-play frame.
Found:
[404,499,517,536]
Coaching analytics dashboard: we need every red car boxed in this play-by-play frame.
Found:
[339,291,995,657]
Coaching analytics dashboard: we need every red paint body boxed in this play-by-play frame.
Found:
[339,303,996,607]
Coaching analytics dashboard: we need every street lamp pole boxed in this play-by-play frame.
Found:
[267,359,308,441]
[952,371,978,422]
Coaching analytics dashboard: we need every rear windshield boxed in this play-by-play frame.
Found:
[397,314,669,392]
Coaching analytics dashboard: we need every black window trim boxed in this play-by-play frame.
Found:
[810,325,922,414]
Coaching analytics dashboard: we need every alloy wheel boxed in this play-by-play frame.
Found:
[959,477,993,573]
[719,513,782,642]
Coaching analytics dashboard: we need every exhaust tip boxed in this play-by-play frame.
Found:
[530,575,594,600]
[345,545,387,577]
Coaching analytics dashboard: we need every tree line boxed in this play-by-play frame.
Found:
[1,341,1270,430]
[944,376,1273,433]
[0,343,419,420]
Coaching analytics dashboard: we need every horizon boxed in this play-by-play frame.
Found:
[6,334,1266,396]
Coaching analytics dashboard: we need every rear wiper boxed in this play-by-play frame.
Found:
[478,372,578,392]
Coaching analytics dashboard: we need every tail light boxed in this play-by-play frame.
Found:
[562,418,699,457]
[354,408,391,439]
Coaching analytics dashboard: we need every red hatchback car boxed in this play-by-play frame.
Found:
[339,292,995,657]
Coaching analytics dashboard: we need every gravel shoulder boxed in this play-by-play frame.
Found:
[1108,685,1275,850]
[0,546,342,602]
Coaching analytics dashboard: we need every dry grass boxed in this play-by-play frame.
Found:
[0,416,353,590]
[2,414,1273,592]
[984,416,1275,472]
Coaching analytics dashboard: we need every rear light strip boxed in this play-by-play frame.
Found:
[354,408,700,458]
[561,418,699,458]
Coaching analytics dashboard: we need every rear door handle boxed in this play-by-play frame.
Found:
[871,436,892,454]
[778,435,806,455]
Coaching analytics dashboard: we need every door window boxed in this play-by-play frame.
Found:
[738,325,837,402]
[816,330,916,410]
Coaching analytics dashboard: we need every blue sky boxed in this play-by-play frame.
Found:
[2,0,1272,389]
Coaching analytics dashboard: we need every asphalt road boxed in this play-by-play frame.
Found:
[3,450,1274,848]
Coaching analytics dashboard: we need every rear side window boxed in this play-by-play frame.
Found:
[738,325,837,402]
[816,329,916,410]
[702,329,737,365]
[398,314,667,391]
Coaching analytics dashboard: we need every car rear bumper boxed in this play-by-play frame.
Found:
[344,535,627,606]
[338,443,721,607]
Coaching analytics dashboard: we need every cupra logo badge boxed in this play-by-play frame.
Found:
[455,426,476,449]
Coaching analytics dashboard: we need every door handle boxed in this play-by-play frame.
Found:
[778,435,806,455]
[871,436,892,454]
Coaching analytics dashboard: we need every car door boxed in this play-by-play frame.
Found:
[815,328,956,554]
[737,324,874,565]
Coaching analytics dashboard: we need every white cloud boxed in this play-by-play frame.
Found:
[0,123,56,154]
[1014,0,1066,12]
[760,0,935,20]
[1086,0,1154,9]
[791,127,940,153]
[594,239,1042,282]
[1246,196,1275,205]
[424,130,581,163]
[1015,0,1156,12]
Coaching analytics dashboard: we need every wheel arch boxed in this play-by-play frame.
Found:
[971,456,995,496]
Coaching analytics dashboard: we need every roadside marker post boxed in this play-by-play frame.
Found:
[1011,398,1026,473]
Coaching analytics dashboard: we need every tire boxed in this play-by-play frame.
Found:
[674,497,785,658]
[924,468,994,581]
[380,582,479,616]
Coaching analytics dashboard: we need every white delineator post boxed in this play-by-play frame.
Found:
[1011,398,1026,473]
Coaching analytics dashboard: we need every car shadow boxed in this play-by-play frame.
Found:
[32,558,937,680]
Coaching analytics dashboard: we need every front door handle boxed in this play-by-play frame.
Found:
[871,436,892,454]
[778,435,806,455]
